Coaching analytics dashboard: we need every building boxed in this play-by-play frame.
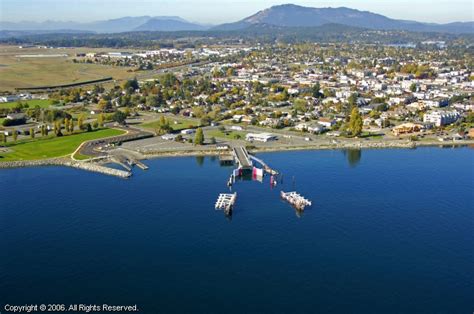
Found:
[0,95,19,103]
[161,134,177,141]
[245,133,277,142]
[392,123,424,136]
[317,118,335,129]
[181,129,196,135]
[423,111,460,127]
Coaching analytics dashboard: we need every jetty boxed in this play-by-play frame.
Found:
[232,146,253,170]
[215,192,237,215]
[249,154,279,175]
[281,191,312,210]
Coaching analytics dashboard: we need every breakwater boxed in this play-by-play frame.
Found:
[0,158,131,178]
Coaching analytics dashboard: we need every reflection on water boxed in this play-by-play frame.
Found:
[343,149,362,167]
[195,155,204,166]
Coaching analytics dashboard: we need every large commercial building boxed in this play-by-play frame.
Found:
[423,111,460,127]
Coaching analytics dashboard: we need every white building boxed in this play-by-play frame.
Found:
[0,95,19,103]
[181,129,196,135]
[245,133,277,142]
[423,111,460,127]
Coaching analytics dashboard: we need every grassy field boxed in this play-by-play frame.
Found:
[0,128,124,162]
[0,45,134,91]
[205,129,247,140]
[141,116,200,131]
[0,99,51,109]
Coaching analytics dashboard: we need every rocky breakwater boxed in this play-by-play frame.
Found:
[0,158,131,178]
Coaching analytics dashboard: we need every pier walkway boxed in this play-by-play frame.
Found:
[232,146,253,169]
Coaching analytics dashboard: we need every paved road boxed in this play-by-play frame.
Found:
[78,125,153,158]
[233,146,252,168]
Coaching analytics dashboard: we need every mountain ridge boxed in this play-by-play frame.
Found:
[213,4,473,34]
[1,4,472,34]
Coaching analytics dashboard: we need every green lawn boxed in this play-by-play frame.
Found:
[0,99,52,109]
[0,128,124,162]
[206,129,247,140]
[141,116,200,131]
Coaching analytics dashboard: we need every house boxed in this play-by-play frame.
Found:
[6,113,26,121]
[216,144,230,150]
[317,118,335,129]
[245,133,277,142]
[231,125,243,131]
[232,115,243,122]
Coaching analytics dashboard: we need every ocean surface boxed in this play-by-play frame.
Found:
[1,147,473,313]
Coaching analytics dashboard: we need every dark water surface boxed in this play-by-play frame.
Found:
[1,147,473,313]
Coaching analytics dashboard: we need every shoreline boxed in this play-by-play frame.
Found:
[1,139,472,171]
[138,139,474,159]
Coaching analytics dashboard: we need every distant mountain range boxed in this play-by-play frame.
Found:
[1,4,472,34]
[0,16,206,33]
[214,4,473,34]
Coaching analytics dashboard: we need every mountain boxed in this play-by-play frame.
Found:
[214,4,473,34]
[0,16,209,33]
[133,18,207,31]
[1,4,472,35]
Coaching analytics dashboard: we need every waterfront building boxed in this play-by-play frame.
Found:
[245,133,277,142]
[423,111,460,127]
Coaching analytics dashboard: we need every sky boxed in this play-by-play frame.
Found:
[1,0,473,24]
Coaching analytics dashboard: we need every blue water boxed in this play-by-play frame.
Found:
[1,147,473,313]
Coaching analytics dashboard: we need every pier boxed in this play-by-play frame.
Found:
[281,191,312,210]
[232,146,253,170]
[249,154,279,175]
[215,192,237,215]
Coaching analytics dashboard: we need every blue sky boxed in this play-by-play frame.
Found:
[1,0,472,24]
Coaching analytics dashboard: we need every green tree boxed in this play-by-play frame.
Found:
[97,114,104,128]
[98,99,112,111]
[349,108,363,137]
[311,82,323,98]
[194,127,204,145]
[112,111,127,124]
[77,115,84,130]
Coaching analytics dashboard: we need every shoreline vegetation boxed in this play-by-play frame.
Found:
[1,139,472,175]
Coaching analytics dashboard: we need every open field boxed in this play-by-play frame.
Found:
[0,99,51,109]
[205,129,247,140]
[0,128,124,161]
[0,45,135,91]
[141,115,200,131]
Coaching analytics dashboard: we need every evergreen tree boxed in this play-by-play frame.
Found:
[194,128,204,145]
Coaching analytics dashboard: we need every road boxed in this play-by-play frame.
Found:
[77,125,153,158]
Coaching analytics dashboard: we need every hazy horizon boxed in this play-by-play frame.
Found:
[1,0,473,25]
